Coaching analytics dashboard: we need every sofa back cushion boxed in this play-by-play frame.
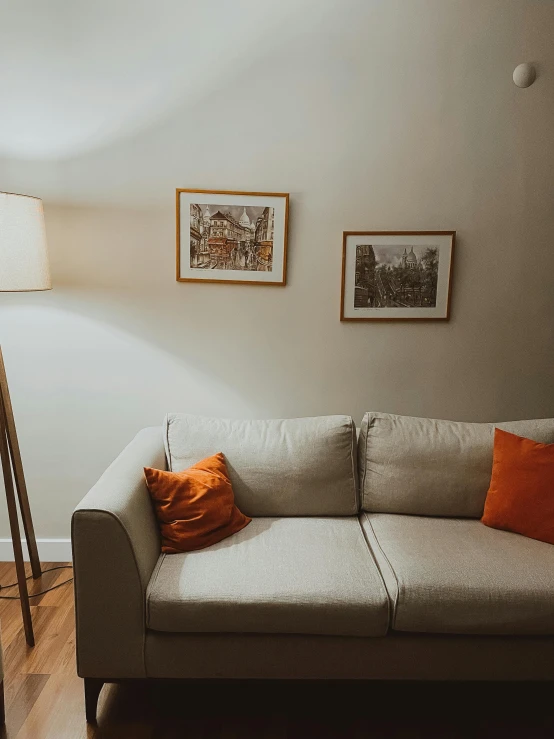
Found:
[359,412,554,517]
[164,413,358,516]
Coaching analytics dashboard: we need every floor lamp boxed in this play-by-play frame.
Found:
[0,192,52,647]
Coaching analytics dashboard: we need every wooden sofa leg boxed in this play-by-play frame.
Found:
[0,680,5,725]
[84,678,104,723]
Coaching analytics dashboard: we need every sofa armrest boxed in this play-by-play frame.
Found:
[72,427,166,678]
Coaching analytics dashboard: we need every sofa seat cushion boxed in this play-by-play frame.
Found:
[362,513,554,635]
[147,517,389,637]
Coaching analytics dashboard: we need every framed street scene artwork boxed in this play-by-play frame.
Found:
[341,231,455,321]
[176,189,289,285]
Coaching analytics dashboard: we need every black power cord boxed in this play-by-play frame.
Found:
[0,565,73,599]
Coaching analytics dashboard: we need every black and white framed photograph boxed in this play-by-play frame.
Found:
[341,231,455,321]
[176,189,289,285]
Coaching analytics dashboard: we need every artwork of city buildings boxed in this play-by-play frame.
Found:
[189,203,275,272]
[354,244,439,309]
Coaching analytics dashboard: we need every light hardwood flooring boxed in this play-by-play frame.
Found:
[0,561,553,738]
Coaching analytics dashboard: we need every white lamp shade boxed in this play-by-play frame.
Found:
[0,192,51,291]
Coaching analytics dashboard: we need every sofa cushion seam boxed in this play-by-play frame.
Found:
[363,512,400,629]
[349,418,359,513]
[146,552,166,629]
[163,413,172,471]
[361,413,371,510]
[356,516,390,635]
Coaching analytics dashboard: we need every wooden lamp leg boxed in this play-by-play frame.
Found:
[0,391,34,646]
[0,346,40,647]
[0,348,41,580]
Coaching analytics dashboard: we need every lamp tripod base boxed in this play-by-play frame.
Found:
[0,346,41,647]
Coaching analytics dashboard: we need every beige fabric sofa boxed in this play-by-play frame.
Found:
[72,412,554,722]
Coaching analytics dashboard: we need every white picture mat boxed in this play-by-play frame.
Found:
[343,233,453,319]
[178,191,287,283]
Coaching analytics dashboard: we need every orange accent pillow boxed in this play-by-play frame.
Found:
[144,452,251,554]
[481,428,554,545]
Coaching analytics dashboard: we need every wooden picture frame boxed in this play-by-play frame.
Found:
[176,189,289,286]
[340,231,455,321]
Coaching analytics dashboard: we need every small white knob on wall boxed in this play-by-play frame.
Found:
[513,63,536,88]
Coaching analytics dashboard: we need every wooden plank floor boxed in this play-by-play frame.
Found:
[0,561,553,738]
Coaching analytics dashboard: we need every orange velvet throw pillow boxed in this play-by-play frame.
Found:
[481,428,554,545]
[144,452,251,553]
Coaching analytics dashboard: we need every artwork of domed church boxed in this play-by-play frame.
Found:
[189,203,274,272]
[354,243,439,309]
[401,247,418,269]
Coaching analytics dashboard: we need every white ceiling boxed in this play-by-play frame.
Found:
[0,0,335,159]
